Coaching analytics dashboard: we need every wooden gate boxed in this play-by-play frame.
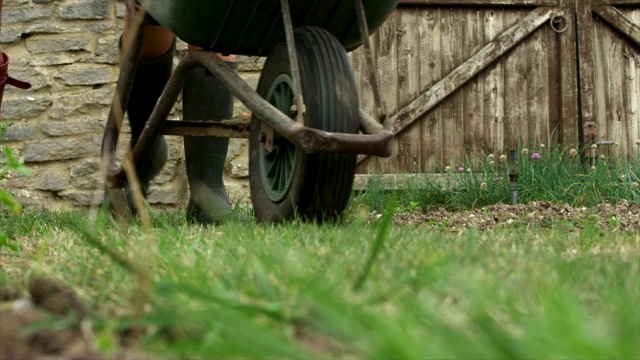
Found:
[352,0,640,174]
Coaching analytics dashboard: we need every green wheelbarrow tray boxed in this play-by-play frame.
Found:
[145,0,398,56]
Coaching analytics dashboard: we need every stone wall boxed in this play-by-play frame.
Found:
[1,0,259,210]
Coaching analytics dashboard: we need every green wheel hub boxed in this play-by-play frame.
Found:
[259,74,298,203]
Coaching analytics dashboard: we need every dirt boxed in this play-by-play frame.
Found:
[393,200,640,232]
[0,277,152,360]
[1,201,637,359]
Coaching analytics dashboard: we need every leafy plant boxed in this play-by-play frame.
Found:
[1,123,32,213]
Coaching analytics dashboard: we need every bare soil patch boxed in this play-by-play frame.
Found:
[394,200,640,232]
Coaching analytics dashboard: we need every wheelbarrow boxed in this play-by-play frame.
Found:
[102,0,398,223]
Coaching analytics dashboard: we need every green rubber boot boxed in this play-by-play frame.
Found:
[110,43,173,213]
[183,64,236,224]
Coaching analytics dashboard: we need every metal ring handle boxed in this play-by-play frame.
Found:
[550,14,568,33]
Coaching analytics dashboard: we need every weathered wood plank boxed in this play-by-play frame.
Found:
[398,0,558,6]
[439,8,462,168]
[463,9,485,157]
[376,10,399,173]
[528,20,549,145]
[558,0,580,147]
[603,20,627,151]
[576,0,598,148]
[418,7,443,172]
[593,0,640,5]
[593,5,640,47]
[545,11,561,148]
[396,9,422,172]
[504,10,530,149]
[593,13,609,148]
[385,7,556,138]
[625,49,640,152]
[625,9,640,153]
[482,8,505,155]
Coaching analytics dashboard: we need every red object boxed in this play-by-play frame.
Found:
[1,52,32,116]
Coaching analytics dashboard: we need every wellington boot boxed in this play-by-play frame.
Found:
[183,64,238,224]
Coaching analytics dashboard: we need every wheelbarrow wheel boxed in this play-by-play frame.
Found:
[249,26,359,223]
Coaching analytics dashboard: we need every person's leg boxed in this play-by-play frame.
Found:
[117,10,174,210]
[183,46,237,224]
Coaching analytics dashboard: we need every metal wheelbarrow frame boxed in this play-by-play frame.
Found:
[102,0,396,222]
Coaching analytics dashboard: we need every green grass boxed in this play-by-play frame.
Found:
[357,145,640,213]
[1,204,638,359]
[1,144,638,358]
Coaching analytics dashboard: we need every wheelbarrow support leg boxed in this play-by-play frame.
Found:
[354,0,388,127]
[279,0,306,124]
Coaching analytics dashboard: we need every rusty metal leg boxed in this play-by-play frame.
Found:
[105,57,200,185]
[279,0,306,124]
[101,21,143,219]
[354,0,387,127]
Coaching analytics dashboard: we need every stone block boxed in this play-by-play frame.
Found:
[26,36,91,54]
[30,54,75,66]
[70,158,101,189]
[59,189,102,206]
[8,189,51,207]
[1,123,37,141]
[237,56,265,72]
[4,0,29,5]
[227,160,249,178]
[96,36,119,57]
[1,6,52,24]
[147,186,183,205]
[25,22,115,35]
[1,97,52,120]
[59,0,109,20]
[115,2,126,18]
[54,64,115,86]
[23,136,100,162]
[3,165,69,191]
[48,87,113,119]
[5,67,48,90]
[0,27,23,43]
[41,121,103,136]
[150,160,181,185]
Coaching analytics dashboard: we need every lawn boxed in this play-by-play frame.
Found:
[1,143,639,359]
[1,203,638,359]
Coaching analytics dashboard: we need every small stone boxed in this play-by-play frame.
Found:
[1,97,52,120]
[23,136,100,162]
[59,0,109,20]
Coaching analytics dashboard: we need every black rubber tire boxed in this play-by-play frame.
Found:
[249,26,360,223]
